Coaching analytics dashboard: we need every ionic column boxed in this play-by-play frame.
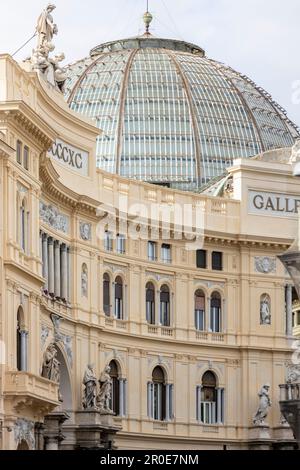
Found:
[20,330,28,371]
[67,247,70,302]
[165,384,170,421]
[112,282,116,317]
[42,234,48,291]
[222,298,227,333]
[157,291,160,326]
[119,380,124,417]
[207,297,211,332]
[217,388,222,424]
[124,284,127,320]
[48,237,54,295]
[286,285,293,337]
[61,244,67,301]
[54,241,61,298]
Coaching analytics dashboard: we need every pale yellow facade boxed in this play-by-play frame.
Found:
[0,54,298,450]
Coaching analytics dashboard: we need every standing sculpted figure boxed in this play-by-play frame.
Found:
[253,384,272,426]
[97,365,113,413]
[41,343,62,401]
[82,364,98,410]
[31,4,66,92]
[260,295,271,325]
[42,343,60,382]
[36,3,58,48]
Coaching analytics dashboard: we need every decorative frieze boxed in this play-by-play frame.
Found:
[146,271,174,282]
[193,280,225,289]
[40,201,69,233]
[104,263,128,275]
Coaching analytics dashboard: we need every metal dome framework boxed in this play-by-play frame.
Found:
[65,36,299,191]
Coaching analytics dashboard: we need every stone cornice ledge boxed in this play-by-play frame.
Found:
[0,100,56,150]
[40,154,100,215]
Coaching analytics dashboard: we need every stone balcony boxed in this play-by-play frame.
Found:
[4,371,60,414]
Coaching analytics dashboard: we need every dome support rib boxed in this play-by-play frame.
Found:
[115,49,139,174]
[166,50,202,187]
[67,55,106,105]
[212,62,266,152]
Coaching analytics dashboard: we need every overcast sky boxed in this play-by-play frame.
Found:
[0,0,299,126]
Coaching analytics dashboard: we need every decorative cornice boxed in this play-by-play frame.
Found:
[40,154,99,215]
[0,101,56,150]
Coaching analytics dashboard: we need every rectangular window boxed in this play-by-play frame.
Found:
[196,250,207,269]
[210,298,222,333]
[146,300,155,325]
[160,299,170,327]
[16,140,22,164]
[104,231,113,251]
[161,244,171,264]
[23,146,29,170]
[195,309,205,331]
[148,241,157,261]
[103,279,110,316]
[116,234,125,254]
[212,251,223,271]
[196,386,225,425]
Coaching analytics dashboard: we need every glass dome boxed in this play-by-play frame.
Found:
[65,36,299,191]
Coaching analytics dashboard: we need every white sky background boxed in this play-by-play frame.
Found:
[0,0,299,126]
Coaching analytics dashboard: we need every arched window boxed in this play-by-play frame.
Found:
[160,285,170,327]
[103,273,111,316]
[210,292,222,333]
[146,282,155,325]
[108,360,127,417]
[115,276,123,320]
[195,290,205,331]
[148,366,174,422]
[109,360,120,415]
[196,371,225,425]
[17,307,27,372]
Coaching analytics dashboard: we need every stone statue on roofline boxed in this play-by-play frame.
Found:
[30,4,67,92]
[36,3,58,48]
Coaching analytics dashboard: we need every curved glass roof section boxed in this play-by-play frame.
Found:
[65,36,299,191]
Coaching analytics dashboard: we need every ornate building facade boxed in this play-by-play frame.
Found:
[0,5,300,450]
[0,53,298,450]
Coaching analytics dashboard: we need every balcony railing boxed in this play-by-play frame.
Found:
[280,383,300,401]
[196,331,225,342]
